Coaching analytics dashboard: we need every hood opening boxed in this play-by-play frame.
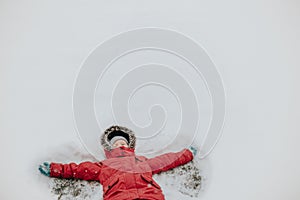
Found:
[107,131,130,144]
[101,125,136,152]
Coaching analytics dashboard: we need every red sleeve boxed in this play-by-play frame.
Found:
[50,161,102,181]
[146,149,194,174]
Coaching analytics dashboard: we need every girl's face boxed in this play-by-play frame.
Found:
[112,139,129,148]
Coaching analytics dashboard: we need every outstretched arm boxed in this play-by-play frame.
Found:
[146,148,194,174]
[39,161,102,181]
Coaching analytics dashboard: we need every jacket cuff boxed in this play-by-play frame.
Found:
[185,148,194,160]
[49,163,62,177]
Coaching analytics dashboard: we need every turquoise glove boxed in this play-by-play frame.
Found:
[188,146,198,156]
[39,162,50,177]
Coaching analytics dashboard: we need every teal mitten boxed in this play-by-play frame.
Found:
[188,146,198,156]
[39,162,50,177]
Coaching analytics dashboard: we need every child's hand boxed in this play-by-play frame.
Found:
[39,162,50,177]
[188,146,198,156]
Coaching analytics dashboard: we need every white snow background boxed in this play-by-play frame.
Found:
[1,1,300,200]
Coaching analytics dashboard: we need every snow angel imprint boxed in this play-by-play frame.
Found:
[39,125,198,200]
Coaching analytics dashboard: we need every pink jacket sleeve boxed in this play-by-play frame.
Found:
[146,148,194,174]
[50,161,102,181]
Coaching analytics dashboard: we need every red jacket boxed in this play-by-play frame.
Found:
[50,146,193,200]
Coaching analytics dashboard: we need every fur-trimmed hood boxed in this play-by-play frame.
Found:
[101,125,136,152]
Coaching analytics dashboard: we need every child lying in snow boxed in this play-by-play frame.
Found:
[39,125,197,200]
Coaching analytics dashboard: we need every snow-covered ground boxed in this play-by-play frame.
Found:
[1,1,300,200]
